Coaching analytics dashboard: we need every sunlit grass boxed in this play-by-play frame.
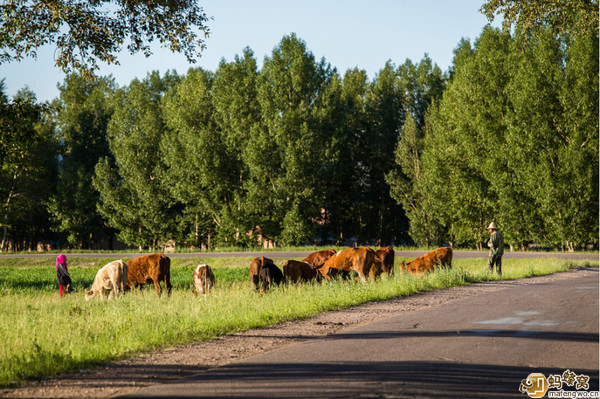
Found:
[0,255,596,387]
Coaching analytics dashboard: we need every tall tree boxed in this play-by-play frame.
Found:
[209,48,262,247]
[362,61,405,245]
[506,27,598,250]
[418,28,512,247]
[93,71,179,249]
[386,56,446,246]
[47,74,115,248]
[1,0,211,78]
[0,85,57,251]
[254,33,334,245]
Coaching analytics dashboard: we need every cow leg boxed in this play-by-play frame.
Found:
[165,275,172,297]
[112,279,119,298]
[153,279,162,298]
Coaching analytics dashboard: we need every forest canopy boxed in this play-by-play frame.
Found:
[1,26,598,252]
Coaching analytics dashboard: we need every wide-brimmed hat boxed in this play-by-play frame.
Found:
[487,222,498,230]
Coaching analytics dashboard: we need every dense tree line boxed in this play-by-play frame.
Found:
[1,27,597,252]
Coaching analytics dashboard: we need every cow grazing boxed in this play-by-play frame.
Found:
[249,256,275,291]
[400,247,453,276]
[193,264,215,297]
[374,246,395,276]
[302,249,336,269]
[319,247,375,282]
[126,253,172,297]
[85,260,128,301]
[283,260,319,284]
[258,263,284,293]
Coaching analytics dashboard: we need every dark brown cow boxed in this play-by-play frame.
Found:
[283,260,319,284]
[400,247,453,276]
[368,258,384,280]
[319,247,375,282]
[126,253,172,297]
[249,256,275,291]
[258,263,284,293]
[374,246,395,276]
[302,249,336,268]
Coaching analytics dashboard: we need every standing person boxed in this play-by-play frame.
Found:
[486,222,504,275]
[56,254,73,297]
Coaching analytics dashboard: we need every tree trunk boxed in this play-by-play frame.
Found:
[1,185,16,253]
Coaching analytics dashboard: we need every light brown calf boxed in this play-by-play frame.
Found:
[85,260,128,301]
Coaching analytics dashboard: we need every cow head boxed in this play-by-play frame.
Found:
[400,260,407,271]
[84,288,96,301]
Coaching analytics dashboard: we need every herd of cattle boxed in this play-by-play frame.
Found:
[83,247,453,300]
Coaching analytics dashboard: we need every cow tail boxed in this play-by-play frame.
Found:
[204,267,208,295]
[165,256,172,295]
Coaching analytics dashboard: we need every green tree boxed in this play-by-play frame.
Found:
[361,61,405,245]
[47,74,115,248]
[418,28,512,247]
[480,0,598,39]
[162,67,230,248]
[327,67,370,244]
[93,71,179,249]
[386,56,446,246]
[0,85,57,251]
[1,0,211,78]
[210,48,262,247]
[253,34,334,245]
[506,27,598,250]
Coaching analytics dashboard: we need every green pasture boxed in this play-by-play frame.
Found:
[0,254,596,387]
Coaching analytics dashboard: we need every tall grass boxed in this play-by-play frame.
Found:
[0,256,596,387]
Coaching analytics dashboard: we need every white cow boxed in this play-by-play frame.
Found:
[193,264,215,297]
[85,260,128,300]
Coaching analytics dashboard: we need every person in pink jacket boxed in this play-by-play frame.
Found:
[55,254,73,297]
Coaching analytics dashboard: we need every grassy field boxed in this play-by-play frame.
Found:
[0,254,597,387]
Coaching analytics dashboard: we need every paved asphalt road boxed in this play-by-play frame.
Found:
[1,250,598,260]
[123,270,599,399]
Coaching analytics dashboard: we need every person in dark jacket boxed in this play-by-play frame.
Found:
[56,254,73,297]
[486,222,504,275]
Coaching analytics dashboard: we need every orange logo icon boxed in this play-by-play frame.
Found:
[519,373,548,398]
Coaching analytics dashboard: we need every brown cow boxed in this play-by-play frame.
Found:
[374,246,395,276]
[126,253,172,297]
[302,249,336,268]
[319,247,375,282]
[193,264,215,297]
[400,247,453,276]
[283,260,319,284]
[249,256,276,291]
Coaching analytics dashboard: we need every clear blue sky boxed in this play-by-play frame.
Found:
[1,0,499,103]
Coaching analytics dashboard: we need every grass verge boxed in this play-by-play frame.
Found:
[0,255,596,387]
